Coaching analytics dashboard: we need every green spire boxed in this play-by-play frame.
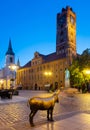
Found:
[17,58,20,67]
[6,38,15,55]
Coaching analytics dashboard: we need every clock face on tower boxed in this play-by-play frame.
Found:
[70,15,74,24]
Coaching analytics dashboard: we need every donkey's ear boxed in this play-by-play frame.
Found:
[55,89,60,95]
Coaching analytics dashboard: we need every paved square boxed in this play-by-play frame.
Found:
[0,90,90,130]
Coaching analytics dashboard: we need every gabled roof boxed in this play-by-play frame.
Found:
[44,52,65,62]
[20,51,66,69]
[21,61,31,68]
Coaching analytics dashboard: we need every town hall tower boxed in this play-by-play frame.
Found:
[56,6,76,64]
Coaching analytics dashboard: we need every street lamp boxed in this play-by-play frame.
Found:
[83,69,90,75]
[9,64,18,71]
[44,72,52,76]
[8,64,19,88]
[44,71,52,91]
[81,69,90,93]
[82,69,90,80]
[0,79,4,89]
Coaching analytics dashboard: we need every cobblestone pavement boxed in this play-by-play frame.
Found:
[0,90,90,130]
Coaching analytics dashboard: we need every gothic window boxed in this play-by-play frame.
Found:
[60,31,63,35]
[59,50,61,54]
[47,64,49,68]
[71,32,73,36]
[43,65,45,69]
[29,69,30,73]
[40,66,42,71]
[37,67,39,72]
[59,14,66,24]
[71,39,73,43]
[60,38,64,42]
[61,24,63,28]
[56,75,58,78]
[10,57,13,63]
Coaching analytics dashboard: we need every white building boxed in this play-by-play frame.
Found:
[0,39,20,89]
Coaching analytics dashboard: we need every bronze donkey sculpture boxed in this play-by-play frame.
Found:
[27,90,60,126]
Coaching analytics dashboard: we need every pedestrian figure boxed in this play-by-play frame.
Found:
[78,86,81,92]
[82,83,86,93]
[88,80,90,93]
[86,80,89,92]
[86,80,90,93]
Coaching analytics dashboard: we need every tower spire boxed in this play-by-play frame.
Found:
[6,38,15,55]
[17,58,20,67]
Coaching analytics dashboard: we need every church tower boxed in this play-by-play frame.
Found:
[5,39,15,67]
[56,6,76,65]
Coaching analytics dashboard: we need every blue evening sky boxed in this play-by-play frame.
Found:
[0,0,90,67]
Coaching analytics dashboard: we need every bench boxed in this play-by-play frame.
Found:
[0,90,12,99]
[9,89,19,95]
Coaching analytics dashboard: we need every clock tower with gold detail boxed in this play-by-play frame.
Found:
[56,6,76,65]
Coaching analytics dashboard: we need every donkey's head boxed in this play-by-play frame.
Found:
[53,89,60,103]
[53,93,59,103]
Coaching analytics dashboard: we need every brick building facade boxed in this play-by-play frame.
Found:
[16,6,76,90]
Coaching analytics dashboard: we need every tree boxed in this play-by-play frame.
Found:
[79,49,90,70]
[69,48,90,88]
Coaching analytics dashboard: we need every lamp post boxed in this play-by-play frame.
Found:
[84,70,90,75]
[81,69,90,93]
[8,64,18,88]
[82,69,90,81]
[0,79,4,89]
[44,71,52,91]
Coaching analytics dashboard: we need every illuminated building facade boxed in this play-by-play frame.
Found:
[16,6,77,90]
[0,39,19,89]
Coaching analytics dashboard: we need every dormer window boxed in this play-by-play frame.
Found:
[34,52,39,58]
[35,54,38,58]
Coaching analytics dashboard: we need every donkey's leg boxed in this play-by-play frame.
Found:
[50,108,54,121]
[29,110,34,125]
[32,110,37,118]
[47,109,49,120]
[30,110,37,126]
